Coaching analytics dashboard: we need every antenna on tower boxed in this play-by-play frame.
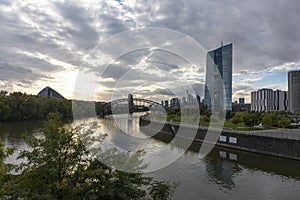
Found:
[221,40,223,47]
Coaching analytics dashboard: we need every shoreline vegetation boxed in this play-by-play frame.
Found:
[0,91,72,122]
[149,106,299,131]
[0,90,299,132]
[0,113,177,199]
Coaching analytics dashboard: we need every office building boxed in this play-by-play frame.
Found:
[251,88,288,112]
[186,90,194,106]
[238,98,245,104]
[288,70,300,113]
[181,97,186,105]
[232,102,251,112]
[204,43,233,111]
[251,89,274,112]
[164,100,169,109]
[170,98,180,109]
[274,89,288,111]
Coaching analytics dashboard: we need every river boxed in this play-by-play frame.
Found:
[1,113,300,200]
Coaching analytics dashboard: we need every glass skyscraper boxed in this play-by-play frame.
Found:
[204,43,233,111]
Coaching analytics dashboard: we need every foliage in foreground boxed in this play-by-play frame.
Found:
[0,113,176,199]
[0,139,14,197]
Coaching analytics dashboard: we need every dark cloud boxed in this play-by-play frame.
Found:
[0,62,51,86]
[0,63,32,74]
[53,2,99,49]
[0,0,299,99]
[139,0,300,71]
[154,88,174,96]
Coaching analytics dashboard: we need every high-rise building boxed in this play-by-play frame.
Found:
[170,98,180,109]
[288,70,300,113]
[164,100,169,109]
[251,89,274,112]
[181,97,186,105]
[251,88,288,112]
[186,90,194,106]
[274,89,288,111]
[204,43,233,111]
[238,98,245,104]
[196,95,201,105]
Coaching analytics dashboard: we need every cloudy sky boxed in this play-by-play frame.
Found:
[1,0,300,102]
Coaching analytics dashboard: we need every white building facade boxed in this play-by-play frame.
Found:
[251,89,288,112]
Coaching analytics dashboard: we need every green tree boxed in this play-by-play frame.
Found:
[231,112,244,124]
[10,113,176,199]
[0,92,72,122]
[262,112,275,127]
[278,116,291,128]
[16,113,88,199]
[0,102,11,122]
[149,181,178,200]
[200,104,208,115]
[0,91,7,97]
[0,140,7,195]
[0,139,15,197]
[243,111,262,127]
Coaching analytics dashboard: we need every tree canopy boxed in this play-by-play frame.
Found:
[0,113,176,199]
[0,91,72,122]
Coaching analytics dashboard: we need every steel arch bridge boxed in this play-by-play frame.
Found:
[110,98,162,107]
[96,94,164,117]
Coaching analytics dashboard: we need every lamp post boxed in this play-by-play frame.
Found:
[249,119,253,131]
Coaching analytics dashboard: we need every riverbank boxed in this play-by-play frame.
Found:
[139,115,300,161]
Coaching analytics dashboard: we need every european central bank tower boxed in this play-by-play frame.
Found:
[204,43,233,111]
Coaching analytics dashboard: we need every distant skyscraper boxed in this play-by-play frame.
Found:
[181,97,186,105]
[204,43,233,111]
[196,95,201,105]
[186,90,194,106]
[238,98,245,104]
[164,100,169,109]
[288,70,300,113]
[170,97,180,109]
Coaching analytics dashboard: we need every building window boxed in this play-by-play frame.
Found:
[229,137,237,144]
[219,135,227,142]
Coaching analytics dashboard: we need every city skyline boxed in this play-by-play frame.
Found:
[1,1,300,102]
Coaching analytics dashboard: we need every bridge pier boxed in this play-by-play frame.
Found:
[128,94,134,114]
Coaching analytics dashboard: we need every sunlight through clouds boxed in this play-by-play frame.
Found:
[0,0,299,102]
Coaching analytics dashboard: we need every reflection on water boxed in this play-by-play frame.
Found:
[205,152,240,189]
[80,114,186,172]
[1,114,300,199]
[0,120,43,166]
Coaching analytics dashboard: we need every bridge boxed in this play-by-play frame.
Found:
[95,94,163,117]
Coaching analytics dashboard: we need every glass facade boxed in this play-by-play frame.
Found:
[37,86,64,98]
[204,43,232,111]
